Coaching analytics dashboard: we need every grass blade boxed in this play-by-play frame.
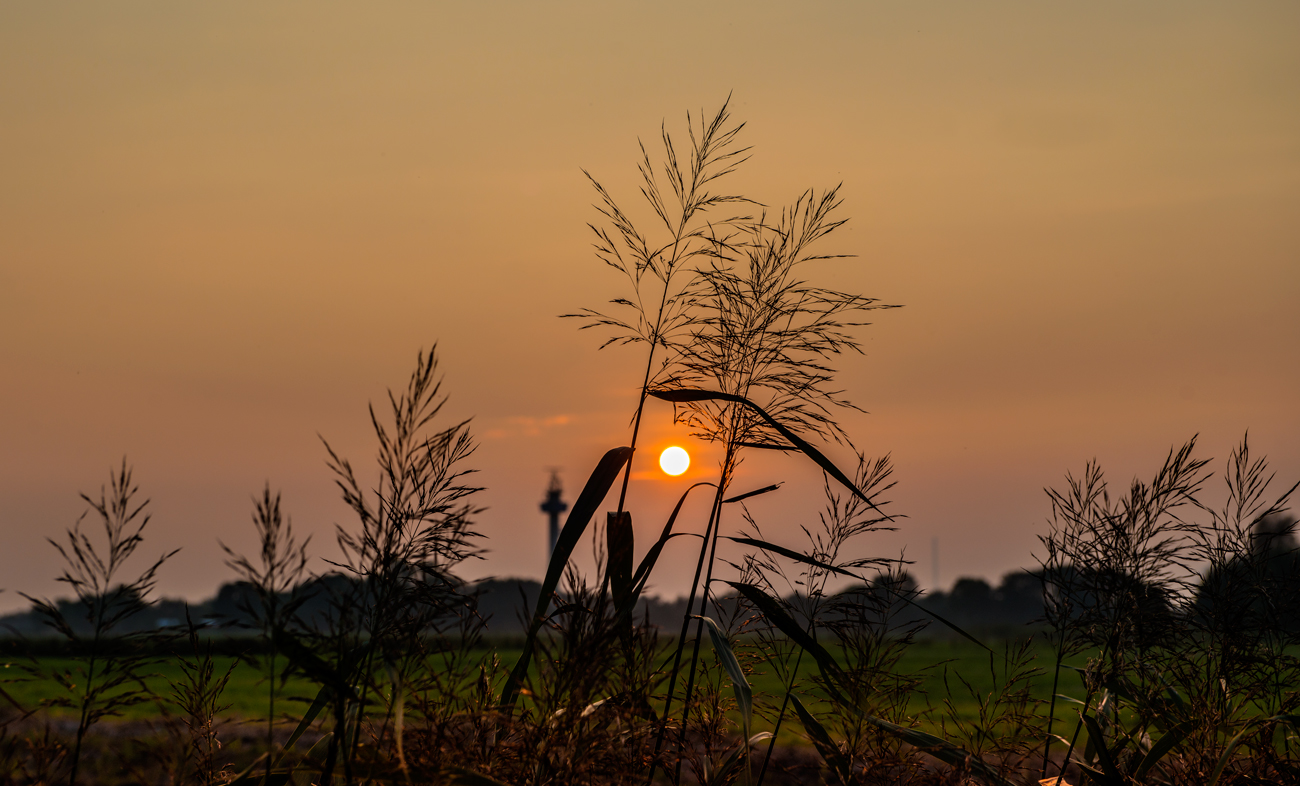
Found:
[705,733,773,786]
[648,388,885,515]
[696,615,753,739]
[1132,721,1188,782]
[1208,714,1300,786]
[540,446,635,606]
[722,484,781,504]
[227,686,331,786]
[286,685,331,750]
[616,481,713,621]
[224,754,273,786]
[501,446,633,709]
[885,587,991,652]
[726,536,990,651]
[1080,713,1123,785]
[862,714,1019,786]
[725,581,844,697]
[790,695,852,784]
[726,536,855,579]
[734,441,797,451]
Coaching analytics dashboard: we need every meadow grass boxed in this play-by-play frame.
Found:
[6,100,1296,784]
[5,636,1086,734]
[2,656,317,721]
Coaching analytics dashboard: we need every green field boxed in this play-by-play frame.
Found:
[2,636,1089,743]
[1,655,320,721]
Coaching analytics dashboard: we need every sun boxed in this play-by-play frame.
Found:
[659,446,690,476]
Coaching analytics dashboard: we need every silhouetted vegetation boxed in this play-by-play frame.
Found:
[1,103,1297,786]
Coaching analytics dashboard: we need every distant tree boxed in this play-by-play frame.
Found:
[1195,513,1299,637]
[948,577,993,618]
[995,570,1043,626]
[857,569,925,627]
[209,580,260,626]
[469,578,541,634]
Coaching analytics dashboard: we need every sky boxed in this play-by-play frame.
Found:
[1,2,1297,613]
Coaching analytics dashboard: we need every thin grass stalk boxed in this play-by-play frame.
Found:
[667,293,786,779]
[1049,558,1141,781]
[1039,648,1065,780]
[748,557,848,783]
[69,649,97,786]
[1055,673,1104,783]
[646,460,730,783]
[573,98,752,528]
[673,444,739,782]
[23,461,175,786]
[751,473,871,786]
[754,647,805,786]
[608,200,687,520]
[222,486,308,786]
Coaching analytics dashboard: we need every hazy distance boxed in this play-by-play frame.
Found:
[1,2,1297,612]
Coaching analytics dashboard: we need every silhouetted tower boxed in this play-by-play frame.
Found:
[540,470,568,561]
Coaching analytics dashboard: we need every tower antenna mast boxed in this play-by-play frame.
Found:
[540,468,568,563]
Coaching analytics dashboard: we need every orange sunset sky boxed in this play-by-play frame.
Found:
[2,2,1297,612]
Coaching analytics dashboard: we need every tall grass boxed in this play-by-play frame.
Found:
[220,485,309,782]
[305,344,483,784]
[1035,435,1300,785]
[2,104,1298,786]
[164,613,236,786]
[21,459,177,786]
[579,106,900,783]
[565,96,753,519]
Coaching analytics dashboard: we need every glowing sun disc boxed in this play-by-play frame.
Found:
[659,446,690,476]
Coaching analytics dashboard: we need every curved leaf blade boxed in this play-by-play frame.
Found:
[725,580,844,698]
[1080,713,1123,785]
[696,615,752,740]
[1133,722,1188,782]
[615,481,714,622]
[790,695,852,784]
[863,713,1018,786]
[648,388,885,516]
[727,536,990,651]
[723,484,782,504]
[1207,714,1300,786]
[501,446,633,709]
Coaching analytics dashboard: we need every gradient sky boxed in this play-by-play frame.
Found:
[2,2,1297,613]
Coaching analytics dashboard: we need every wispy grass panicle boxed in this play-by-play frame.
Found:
[659,185,896,450]
[1034,435,1300,785]
[324,345,483,578]
[566,98,758,529]
[289,346,484,785]
[1035,441,1208,781]
[164,611,235,786]
[1176,436,1300,782]
[220,485,310,781]
[566,97,754,356]
[21,459,177,786]
[1040,439,1207,660]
